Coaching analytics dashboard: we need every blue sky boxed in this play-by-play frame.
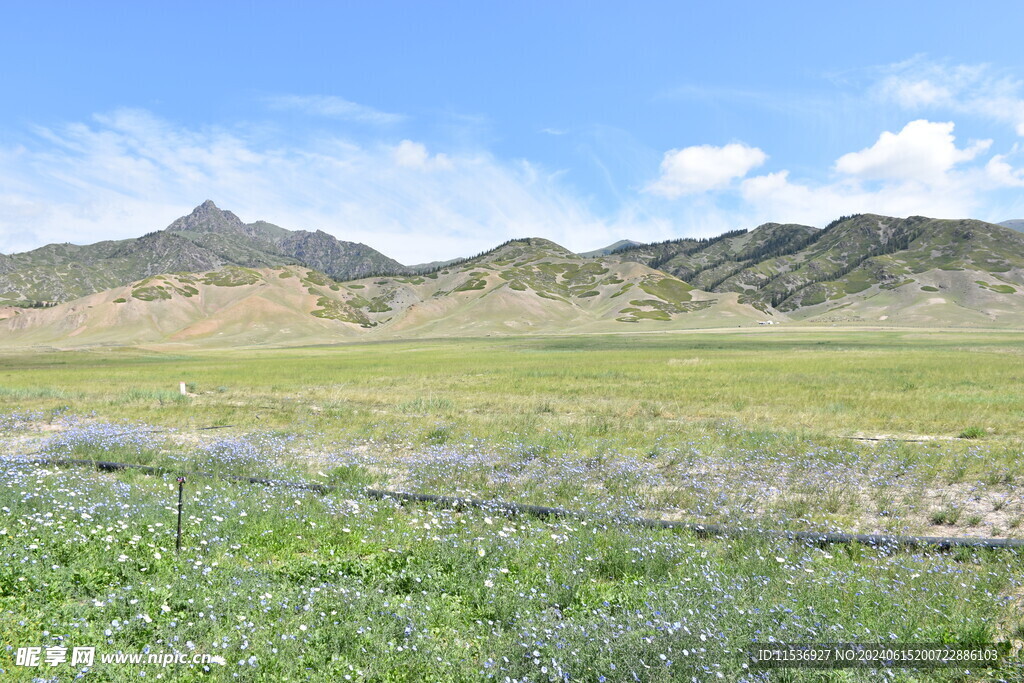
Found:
[3,1,1024,263]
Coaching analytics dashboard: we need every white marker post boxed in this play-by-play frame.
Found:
[179,381,187,396]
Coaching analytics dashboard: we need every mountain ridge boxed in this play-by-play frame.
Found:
[608,214,1024,320]
[0,201,406,306]
[0,239,774,347]
[577,239,643,258]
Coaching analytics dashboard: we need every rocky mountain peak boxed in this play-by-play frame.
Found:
[165,200,248,235]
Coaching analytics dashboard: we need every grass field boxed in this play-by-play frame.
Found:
[3,328,1024,439]
[1,329,1023,680]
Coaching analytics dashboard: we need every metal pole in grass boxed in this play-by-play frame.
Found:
[175,477,186,553]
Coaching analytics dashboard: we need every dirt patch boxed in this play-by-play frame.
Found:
[844,433,958,443]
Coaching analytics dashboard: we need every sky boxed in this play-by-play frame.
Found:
[3,1,1024,264]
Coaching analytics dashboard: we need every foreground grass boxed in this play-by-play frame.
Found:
[8,407,1024,540]
[0,461,1021,681]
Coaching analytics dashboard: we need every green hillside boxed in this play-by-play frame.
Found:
[0,240,772,348]
[323,237,766,336]
[0,201,406,306]
[614,215,1024,324]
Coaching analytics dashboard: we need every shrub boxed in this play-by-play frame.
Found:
[930,506,961,526]
[958,426,985,439]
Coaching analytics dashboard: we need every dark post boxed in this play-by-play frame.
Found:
[175,477,186,553]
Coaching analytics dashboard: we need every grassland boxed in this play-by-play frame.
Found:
[2,329,1023,443]
[1,328,1023,680]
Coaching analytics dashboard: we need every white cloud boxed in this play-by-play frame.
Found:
[393,139,428,167]
[986,151,1024,188]
[265,94,404,125]
[877,58,1024,135]
[879,77,951,108]
[738,169,981,226]
[0,109,652,263]
[834,120,990,183]
[736,119,1004,226]
[645,142,767,197]
[392,140,452,170]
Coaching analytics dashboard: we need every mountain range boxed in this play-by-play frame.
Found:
[1,202,1023,348]
[607,214,1024,321]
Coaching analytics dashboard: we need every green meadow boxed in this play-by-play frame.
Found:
[3,328,1023,442]
[1,328,1023,680]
